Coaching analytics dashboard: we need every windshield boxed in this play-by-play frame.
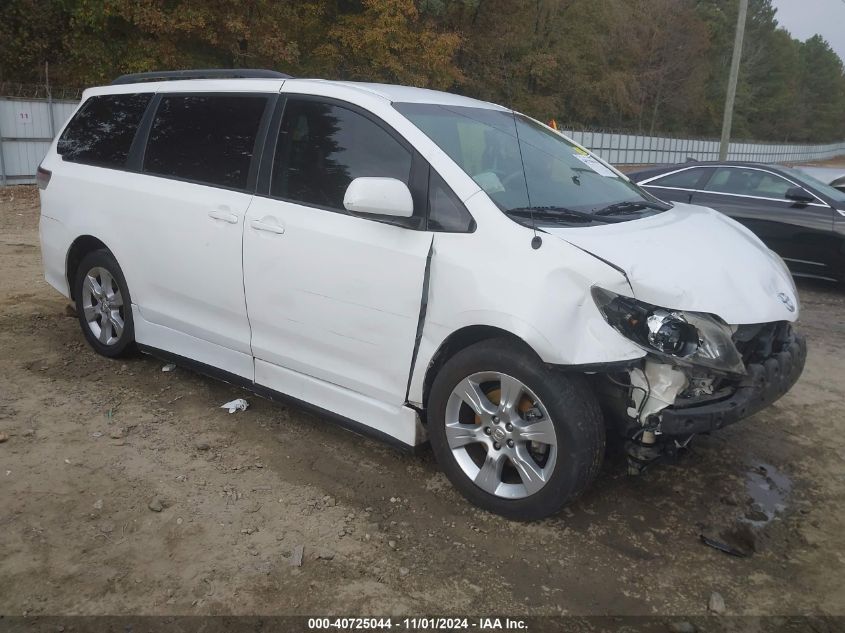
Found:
[783,167,845,204]
[394,103,668,224]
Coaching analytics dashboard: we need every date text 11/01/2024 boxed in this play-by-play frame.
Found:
[307,617,529,630]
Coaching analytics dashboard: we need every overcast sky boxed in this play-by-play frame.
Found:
[771,0,845,63]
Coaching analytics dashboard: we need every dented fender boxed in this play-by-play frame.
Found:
[405,202,646,406]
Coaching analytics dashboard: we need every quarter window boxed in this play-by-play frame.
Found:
[704,168,793,199]
[648,168,708,189]
[57,94,152,168]
[144,94,268,190]
[427,170,474,232]
[271,99,412,211]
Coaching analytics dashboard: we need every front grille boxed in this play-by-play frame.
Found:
[670,322,798,412]
[733,321,793,365]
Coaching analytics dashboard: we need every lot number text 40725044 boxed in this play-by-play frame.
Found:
[307,617,529,630]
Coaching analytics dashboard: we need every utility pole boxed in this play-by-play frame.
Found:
[719,0,748,160]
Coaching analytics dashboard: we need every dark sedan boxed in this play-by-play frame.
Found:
[629,161,845,282]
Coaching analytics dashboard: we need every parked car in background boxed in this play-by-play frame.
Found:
[39,71,805,519]
[629,161,845,282]
[793,166,845,194]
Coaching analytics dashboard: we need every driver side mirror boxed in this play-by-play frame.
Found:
[343,177,414,218]
[785,186,814,204]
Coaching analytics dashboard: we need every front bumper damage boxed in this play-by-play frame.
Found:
[600,323,806,472]
[659,333,806,436]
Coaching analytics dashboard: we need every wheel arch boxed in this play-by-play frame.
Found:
[420,325,542,414]
[66,235,110,300]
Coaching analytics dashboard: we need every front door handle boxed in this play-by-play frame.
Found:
[250,217,286,235]
[208,209,239,224]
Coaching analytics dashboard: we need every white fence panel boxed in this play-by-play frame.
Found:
[559,129,845,166]
[1,97,79,184]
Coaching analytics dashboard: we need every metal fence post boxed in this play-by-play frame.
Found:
[47,93,56,140]
[0,113,6,187]
[45,63,57,141]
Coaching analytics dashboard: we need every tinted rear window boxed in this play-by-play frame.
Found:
[144,94,269,190]
[57,94,152,168]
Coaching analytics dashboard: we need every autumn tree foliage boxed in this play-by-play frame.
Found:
[1,0,843,142]
[315,0,462,89]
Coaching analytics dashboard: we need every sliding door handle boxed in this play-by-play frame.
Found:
[208,209,239,224]
[250,218,286,235]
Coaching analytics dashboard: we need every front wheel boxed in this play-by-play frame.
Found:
[427,338,605,520]
[73,249,135,358]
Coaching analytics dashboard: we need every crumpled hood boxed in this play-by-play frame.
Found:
[543,203,799,325]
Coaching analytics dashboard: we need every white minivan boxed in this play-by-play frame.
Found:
[38,69,805,519]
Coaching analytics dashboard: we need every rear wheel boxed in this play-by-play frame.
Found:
[427,338,605,520]
[73,249,135,358]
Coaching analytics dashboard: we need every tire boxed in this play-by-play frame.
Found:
[73,249,135,358]
[427,338,605,520]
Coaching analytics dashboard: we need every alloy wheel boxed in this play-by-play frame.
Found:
[80,266,125,346]
[444,371,558,499]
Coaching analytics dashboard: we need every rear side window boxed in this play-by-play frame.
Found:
[144,94,268,190]
[647,168,709,189]
[271,99,412,211]
[57,94,152,168]
[428,170,474,232]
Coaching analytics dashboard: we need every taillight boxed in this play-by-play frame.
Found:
[36,166,52,190]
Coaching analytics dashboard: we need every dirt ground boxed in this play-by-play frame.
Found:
[1,186,844,619]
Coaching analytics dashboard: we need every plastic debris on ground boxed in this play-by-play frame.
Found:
[699,534,748,558]
[221,398,249,414]
[291,544,304,567]
[162,363,176,372]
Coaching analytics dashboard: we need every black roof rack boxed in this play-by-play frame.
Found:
[111,69,292,85]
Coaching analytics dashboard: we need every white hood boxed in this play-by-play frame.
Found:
[544,203,799,325]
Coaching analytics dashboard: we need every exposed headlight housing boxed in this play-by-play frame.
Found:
[592,287,746,375]
[645,309,698,355]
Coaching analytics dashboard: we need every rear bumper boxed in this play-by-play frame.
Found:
[659,333,806,436]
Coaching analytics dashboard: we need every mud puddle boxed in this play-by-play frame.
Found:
[743,461,792,526]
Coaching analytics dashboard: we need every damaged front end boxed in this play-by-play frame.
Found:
[591,288,807,474]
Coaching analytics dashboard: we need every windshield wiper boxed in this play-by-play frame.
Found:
[507,206,623,224]
[593,200,669,217]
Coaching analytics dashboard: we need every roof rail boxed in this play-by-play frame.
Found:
[110,69,292,85]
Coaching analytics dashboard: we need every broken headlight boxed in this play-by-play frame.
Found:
[592,287,746,375]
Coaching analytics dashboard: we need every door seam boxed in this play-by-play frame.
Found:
[241,196,257,381]
[405,235,435,404]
